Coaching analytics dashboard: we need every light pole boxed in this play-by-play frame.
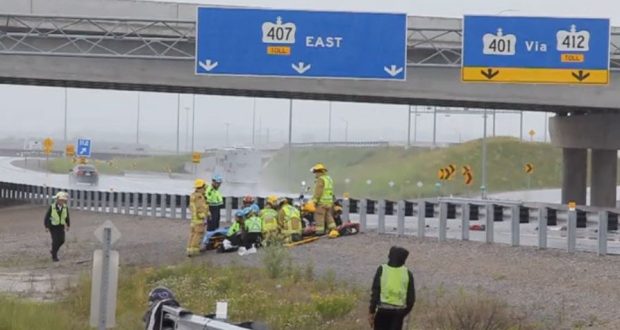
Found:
[432,106,437,146]
[481,109,488,199]
[407,105,411,149]
[339,117,349,142]
[252,98,257,146]
[492,109,496,137]
[136,92,141,145]
[185,106,190,151]
[287,99,293,190]
[328,101,332,142]
[176,94,180,154]
[224,122,231,146]
[519,111,523,141]
[543,112,549,143]
[64,88,68,146]
[413,106,419,144]
[191,94,196,152]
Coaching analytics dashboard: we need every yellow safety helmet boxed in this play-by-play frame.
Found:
[310,163,327,173]
[54,191,69,200]
[328,229,340,239]
[194,179,206,189]
[266,195,278,206]
[303,201,316,213]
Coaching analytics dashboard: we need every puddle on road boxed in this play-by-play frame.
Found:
[0,271,75,300]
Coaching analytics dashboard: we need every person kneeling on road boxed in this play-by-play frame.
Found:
[239,205,262,256]
[44,191,70,262]
[276,197,303,243]
[187,179,209,257]
[220,210,245,253]
[369,246,415,330]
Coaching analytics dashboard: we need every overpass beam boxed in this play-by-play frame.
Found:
[591,149,618,207]
[561,148,587,205]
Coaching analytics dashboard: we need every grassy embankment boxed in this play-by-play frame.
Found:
[45,155,191,175]
[0,244,543,330]
[263,137,564,200]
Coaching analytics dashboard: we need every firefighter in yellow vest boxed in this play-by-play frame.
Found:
[187,179,209,257]
[260,195,279,240]
[205,174,224,231]
[276,197,303,242]
[369,246,415,330]
[310,163,336,235]
[44,191,70,262]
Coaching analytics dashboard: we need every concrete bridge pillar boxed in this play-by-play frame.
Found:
[591,149,617,207]
[550,113,620,208]
[561,148,587,205]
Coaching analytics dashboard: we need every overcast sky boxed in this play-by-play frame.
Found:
[3,0,611,150]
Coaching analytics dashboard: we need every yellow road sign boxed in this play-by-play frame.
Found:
[42,137,54,155]
[524,163,534,174]
[528,129,536,137]
[461,67,608,85]
[192,152,201,164]
[65,144,75,157]
[464,172,474,185]
[438,169,446,180]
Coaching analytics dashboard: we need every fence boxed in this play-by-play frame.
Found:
[1,181,617,255]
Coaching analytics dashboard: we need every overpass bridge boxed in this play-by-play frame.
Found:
[1,0,620,208]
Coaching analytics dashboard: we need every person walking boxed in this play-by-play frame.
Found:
[44,191,70,262]
[205,174,224,231]
[369,246,415,330]
[187,179,209,257]
[310,163,336,235]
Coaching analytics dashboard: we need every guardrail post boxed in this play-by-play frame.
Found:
[438,202,447,242]
[122,192,129,215]
[150,193,157,218]
[343,198,351,223]
[85,190,92,211]
[94,191,101,212]
[171,195,177,219]
[485,203,494,243]
[359,199,367,232]
[511,205,520,247]
[461,203,470,241]
[567,208,577,253]
[598,211,608,256]
[180,195,188,220]
[377,200,386,234]
[225,196,233,223]
[417,202,425,238]
[132,192,139,216]
[396,200,405,236]
[538,207,547,249]
[139,193,147,216]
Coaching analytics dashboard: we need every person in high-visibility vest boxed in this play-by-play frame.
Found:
[44,191,70,262]
[205,174,224,231]
[310,163,336,235]
[187,179,209,257]
[220,210,245,253]
[260,195,279,240]
[239,204,262,256]
[276,197,303,243]
[368,246,415,330]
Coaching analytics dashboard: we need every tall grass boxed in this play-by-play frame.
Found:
[46,155,191,175]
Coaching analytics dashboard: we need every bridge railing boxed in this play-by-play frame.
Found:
[1,181,617,255]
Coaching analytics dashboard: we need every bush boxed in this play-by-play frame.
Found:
[261,237,291,279]
[312,293,358,321]
[411,287,536,330]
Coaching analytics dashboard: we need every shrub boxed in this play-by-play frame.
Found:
[312,293,358,321]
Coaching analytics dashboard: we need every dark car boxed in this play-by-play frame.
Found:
[69,164,99,185]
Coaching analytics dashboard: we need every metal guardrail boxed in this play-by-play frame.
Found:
[1,181,617,255]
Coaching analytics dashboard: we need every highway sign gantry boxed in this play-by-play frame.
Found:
[195,7,407,80]
[462,16,610,85]
[77,139,92,158]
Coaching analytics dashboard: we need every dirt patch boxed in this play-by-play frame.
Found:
[1,205,619,328]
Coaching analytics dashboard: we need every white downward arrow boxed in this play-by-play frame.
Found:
[199,59,218,72]
[384,65,403,77]
[292,62,311,74]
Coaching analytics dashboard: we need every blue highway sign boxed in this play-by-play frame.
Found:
[77,139,92,157]
[195,7,407,80]
[462,16,610,84]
